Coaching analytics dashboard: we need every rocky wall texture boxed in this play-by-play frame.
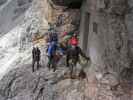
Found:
[46,0,81,33]
[0,0,49,79]
[79,0,133,100]
[0,0,133,100]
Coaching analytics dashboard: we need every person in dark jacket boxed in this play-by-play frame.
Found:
[32,46,41,72]
[66,42,89,78]
[66,46,89,67]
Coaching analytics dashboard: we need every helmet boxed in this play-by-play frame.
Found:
[70,37,78,46]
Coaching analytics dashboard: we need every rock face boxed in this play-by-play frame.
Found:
[0,0,133,100]
[46,0,81,33]
[0,0,49,79]
[0,64,88,100]
[79,0,133,100]
[80,0,130,74]
[51,0,82,8]
[0,0,7,6]
[0,0,32,35]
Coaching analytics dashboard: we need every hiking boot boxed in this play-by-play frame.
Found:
[53,68,56,72]
[47,63,51,70]
[52,65,56,72]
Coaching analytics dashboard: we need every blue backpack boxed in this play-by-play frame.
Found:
[47,42,57,56]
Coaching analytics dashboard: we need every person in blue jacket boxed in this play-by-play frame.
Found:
[47,41,58,72]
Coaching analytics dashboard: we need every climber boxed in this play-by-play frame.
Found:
[32,46,41,72]
[46,29,59,70]
[66,39,89,78]
[61,30,79,48]
[45,30,58,51]
[47,41,58,72]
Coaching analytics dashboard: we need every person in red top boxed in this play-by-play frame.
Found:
[69,33,79,47]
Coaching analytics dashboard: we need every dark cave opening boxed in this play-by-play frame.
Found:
[51,0,83,9]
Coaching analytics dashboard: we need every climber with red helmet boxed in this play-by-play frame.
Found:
[66,38,89,78]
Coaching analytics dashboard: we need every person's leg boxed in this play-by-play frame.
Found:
[32,60,35,72]
[47,56,52,70]
[66,55,70,67]
[53,60,56,72]
[51,55,56,72]
[71,59,77,78]
[52,64,56,72]
[47,59,50,70]
[66,56,73,78]
[70,64,73,78]
[37,61,40,70]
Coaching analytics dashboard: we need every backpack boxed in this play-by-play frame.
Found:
[51,32,58,42]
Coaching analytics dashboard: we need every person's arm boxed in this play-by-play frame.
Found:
[32,48,35,59]
[79,47,90,60]
[39,49,41,55]
[66,50,70,67]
